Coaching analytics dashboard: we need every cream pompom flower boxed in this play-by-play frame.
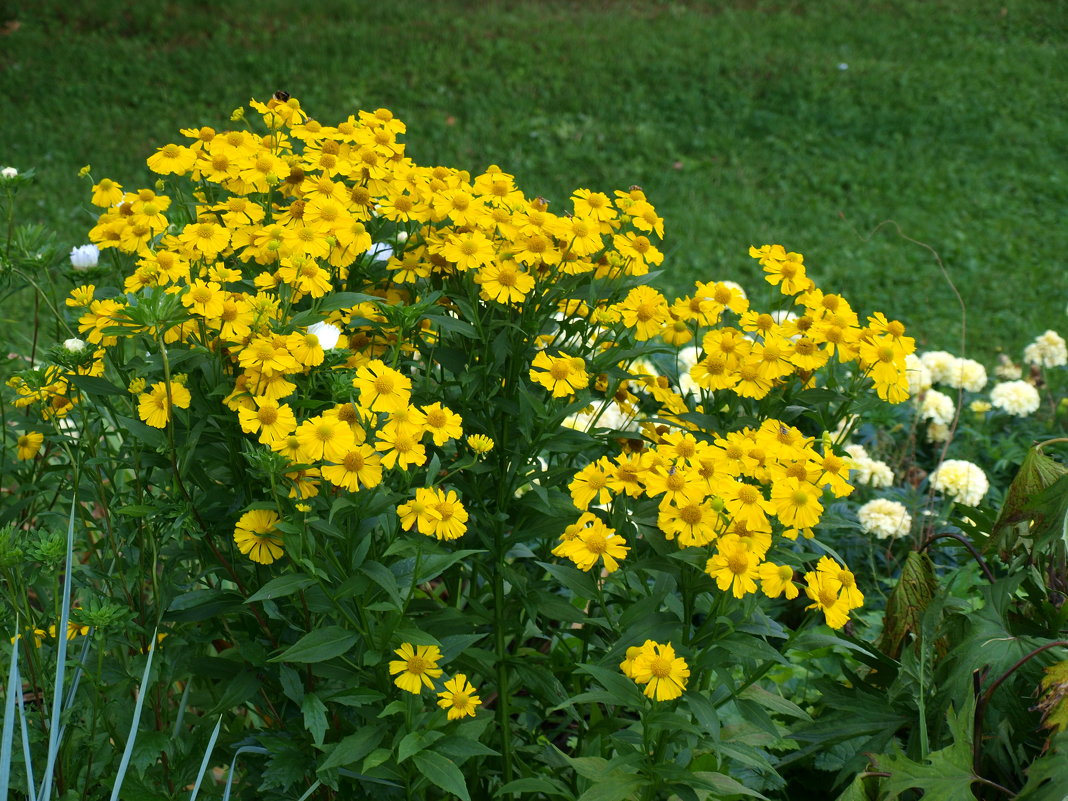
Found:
[930,459,988,507]
[990,380,1040,417]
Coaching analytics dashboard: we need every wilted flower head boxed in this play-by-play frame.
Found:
[929,459,988,507]
[70,244,100,270]
[990,380,1040,417]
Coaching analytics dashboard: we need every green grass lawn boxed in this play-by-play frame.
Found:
[2,0,1065,360]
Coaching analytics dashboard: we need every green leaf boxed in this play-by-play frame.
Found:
[875,550,938,660]
[739,684,812,721]
[873,699,978,801]
[268,627,358,664]
[690,771,769,799]
[245,575,316,604]
[537,560,597,599]
[397,730,443,764]
[318,726,386,772]
[432,736,500,761]
[317,292,381,312]
[67,374,127,396]
[576,776,645,801]
[301,693,328,746]
[989,444,1068,558]
[412,751,471,801]
[495,777,570,797]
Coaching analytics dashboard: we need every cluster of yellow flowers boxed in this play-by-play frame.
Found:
[389,643,481,719]
[553,416,866,628]
[10,96,912,639]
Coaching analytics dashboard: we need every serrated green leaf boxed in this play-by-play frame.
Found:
[268,626,358,663]
[412,751,470,801]
[873,699,978,801]
[301,693,328,746]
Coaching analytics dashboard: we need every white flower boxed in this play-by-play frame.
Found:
[930,459,988,507]
[1,167,18,179]
[919,389,955,425]
[63,338,86,353]
[858,498,911,540]
[905,353,932,395]
[990,380,1040,417]
[994,354,1022,380]
[307,321,342,350]
[837,62,849,71]
[1023,330,1067,369]
[920,351,956,384]
[944,357,987,392]
[844,444,894,487]
[69,244,100,270]
[926,422,952,443]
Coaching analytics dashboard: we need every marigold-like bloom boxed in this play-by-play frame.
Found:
[929,459,988,507]
[437,674,482,719]
[233,509,284,565]
[390,643,443,694]
[627,641,689,701]
[989,380,1040,417]
[857,498,911,540]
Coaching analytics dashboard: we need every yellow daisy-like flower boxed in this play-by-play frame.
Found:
[529,351,589,398]
[233,509,284,565]
[421,403,464,446]
[627,640,689,701]
[16,431,44,461]
[352,359,412,414]
[466,434,494,454]
[237,396,297,445]
[389,643,443,694]
[552,514,628,573]
[137,381,191,429]
[436,674,482,719]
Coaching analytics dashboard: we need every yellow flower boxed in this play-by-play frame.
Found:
[705,536,761,599]
[529,351,589,398]
[352,359,412,414]
[627,641,689,701]
[436,674,482,719]
[389,643,443,694]
[421,403,463,446]
[803,570,851,629]
[237,396,297,445]
[466,434,495,454]
[233,509,284,565]
[16,431,44,461]
[614,286,669,341]
[137,381,191,429]
[552,514,628,573]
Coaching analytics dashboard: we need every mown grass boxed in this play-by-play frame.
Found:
[2,0,1065,359]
